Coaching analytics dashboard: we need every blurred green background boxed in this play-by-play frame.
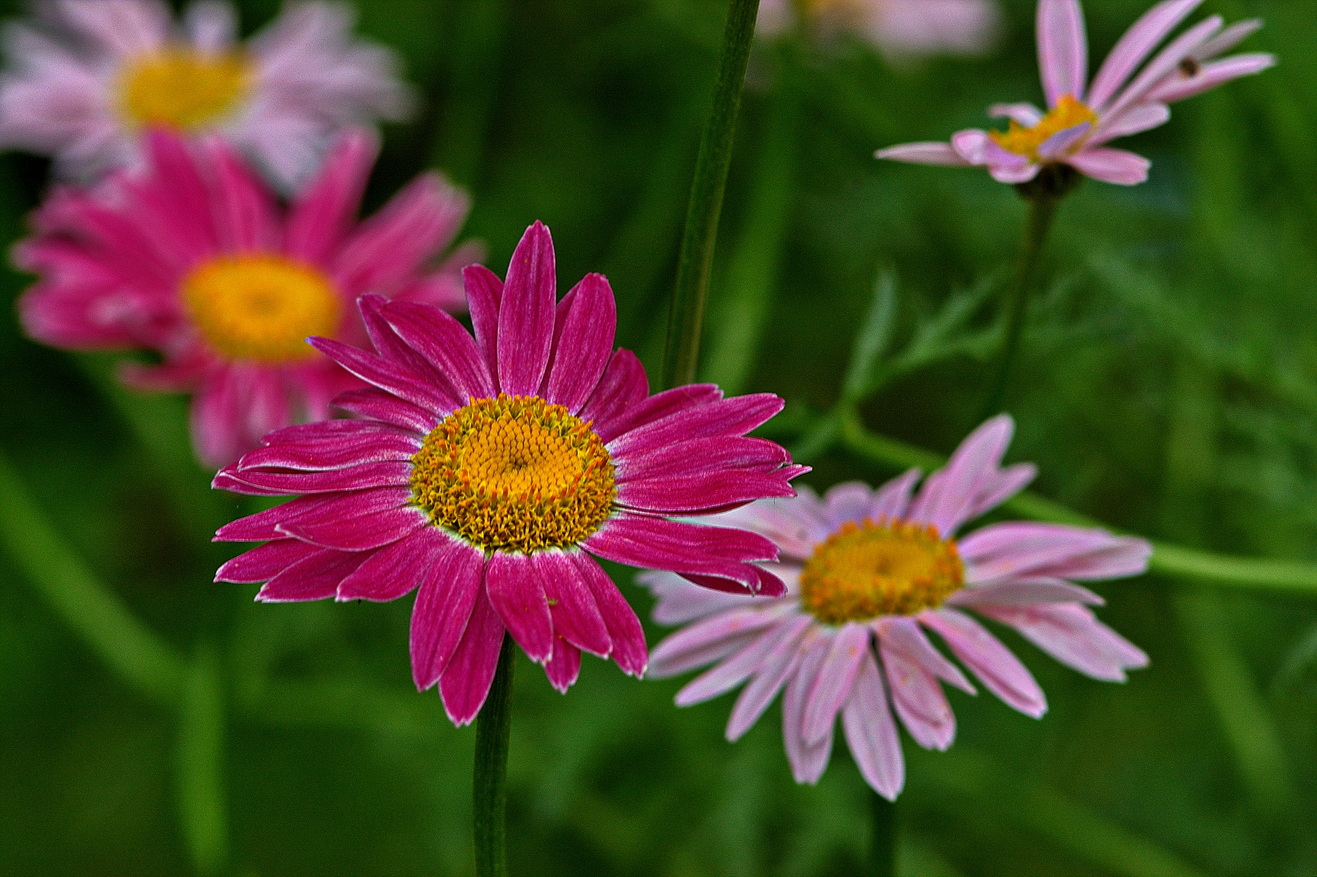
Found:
[3,0,1316,874]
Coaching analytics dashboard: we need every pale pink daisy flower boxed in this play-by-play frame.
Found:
[16,127,476,466]
[643,416,1149,800]
[212,222,807,725]
[876,0,1274,185]
[758,0,999,60]
[0,0,411,187]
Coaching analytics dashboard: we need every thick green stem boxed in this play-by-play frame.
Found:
[834,407,1317,596]
[982,166,1077,417]
[870,792,897,876]
[661,0,762,390]
[473,635,516,877]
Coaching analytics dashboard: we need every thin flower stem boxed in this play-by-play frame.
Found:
[870,792,897,876]
[661,0,762,390]
[834,408,1317,596]
[176,646,230,877]
[981,166,1077,417]
[0,448,186,703]
[473,634,516,877]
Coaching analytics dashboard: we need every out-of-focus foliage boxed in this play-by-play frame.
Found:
[2,0,1315,875]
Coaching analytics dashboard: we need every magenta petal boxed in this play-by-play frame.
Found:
[534,551,612,658]
[336,528,441,601]
[607,394,784,457]
[214,494,334,541]
[216,538,320,583]
[209,139,280,252]
[543,273,616,412]
[484,552,554,663]
[842,651,905,801]
[356,293,458,398]
[616,469,796,515]
[219,459,412,495]
[310,336,452,413]
[725,615,812,741]
[782,635,834,784]
[921,608,1047,718]
[333,387,439,434]
[410,538,485,690]
[238,420,418,471]
[569,551,648,676]
[801,623,869,744]
[616,436,789,483]
[543,637,583,692]
[497,222,557,396]
[439,588,506,726]
[275,487,423,550]
[585,514,777,591]
[285,129,377,264]
[462,264,503,379]
[256,548,367,602]
[578,348,650,438]
[381,299,496,402]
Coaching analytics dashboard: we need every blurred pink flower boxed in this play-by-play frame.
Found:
[757,0,1000,59]
[17,128,476,466]
[643,416,1149,800]
[0,0,411,188]
[213,222,807,725]
[877,0,1273,185]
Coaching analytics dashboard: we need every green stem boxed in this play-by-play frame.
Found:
[661,0,762,390]
[870,791,897,876]
[473,635,516,877]
[981,166,1077,417]
[0,448,185,703]
[701,41,800,393]
[834,408,1317,595]
[176,646,229,877]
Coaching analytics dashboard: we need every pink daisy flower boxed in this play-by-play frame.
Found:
[212,222,807,725]
[758,0,1000,60]
[16,127,476,466]
[0,0,411,187]
[643,416,1149,800]
[876,0,1274,185]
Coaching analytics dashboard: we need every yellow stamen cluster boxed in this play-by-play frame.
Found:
[989,94,1098,160]
[409,394,616,553]
[182,254,341,363]
[800,518,965,624]
[118,47,251,129]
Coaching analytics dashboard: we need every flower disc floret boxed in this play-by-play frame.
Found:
[800,518,964,623]
[410,394,616,553]
[118,48,251,129]
[989,94,1096,159]
[182,254,341,363]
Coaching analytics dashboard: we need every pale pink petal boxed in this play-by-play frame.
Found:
[1092,102,1170,144]
[1036,121,1092,160]
[1102,15,1224,121]
[921,608,1047,718]
[874,616,974,693]
[725,615,813,741]
[802,623,870,744]
[869,469,921,522]
[822,482,874,527]
[874,141,970,167]
[1088,0,1204,110]
[1037,0,1088,105]
[1068,145,1151,185]
[675,619,798,706]
[1147,53,1275,104]
[877,627,957,750]
[782,634,834,784]
[842,651,904,801]
[949,578,1104,608]
[988,102,1044,126]
[977,602,1149,682]
[907,414,1014,536]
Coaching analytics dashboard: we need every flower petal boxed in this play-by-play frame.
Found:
[485,551,554,663]
[1067,147,1150,185]
[336,527,443,601]
[543,273,616,412]
[569,551,648,676]
[874,141,970,166]
[877,627,957,750]
[842,651,905,801]
[1088,0,1204,110]
[438,588,506,726]
[256,548,366,602]
[410,538,485,690]
[977,602,1148,682]
[497,221,557,396]
[921,608,1047,718]
[543,637,582,692]
[725,615,813,741]
[802,623,869,744]
[534,551,612,658]
[1038,0,1088,105]
[782,634,834,784]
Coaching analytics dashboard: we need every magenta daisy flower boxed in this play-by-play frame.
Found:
[757,0,999,60]
[876,0,1273,185]
[16,127,476,466]
[642,416,1149,800]
[0,0,410,187]
[212,222,806,725]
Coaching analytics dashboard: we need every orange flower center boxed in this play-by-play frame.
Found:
[118,47,251,129]
[409,395,616,553]
[799,518,964,624]
[182,254,341,363]
[989,95,1097,160]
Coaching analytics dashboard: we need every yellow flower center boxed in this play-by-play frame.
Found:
[989,95,1098,160]
[182,254,341,363]
[799,518,965,624]
[409,395,617,553]
[118,47,252,129]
